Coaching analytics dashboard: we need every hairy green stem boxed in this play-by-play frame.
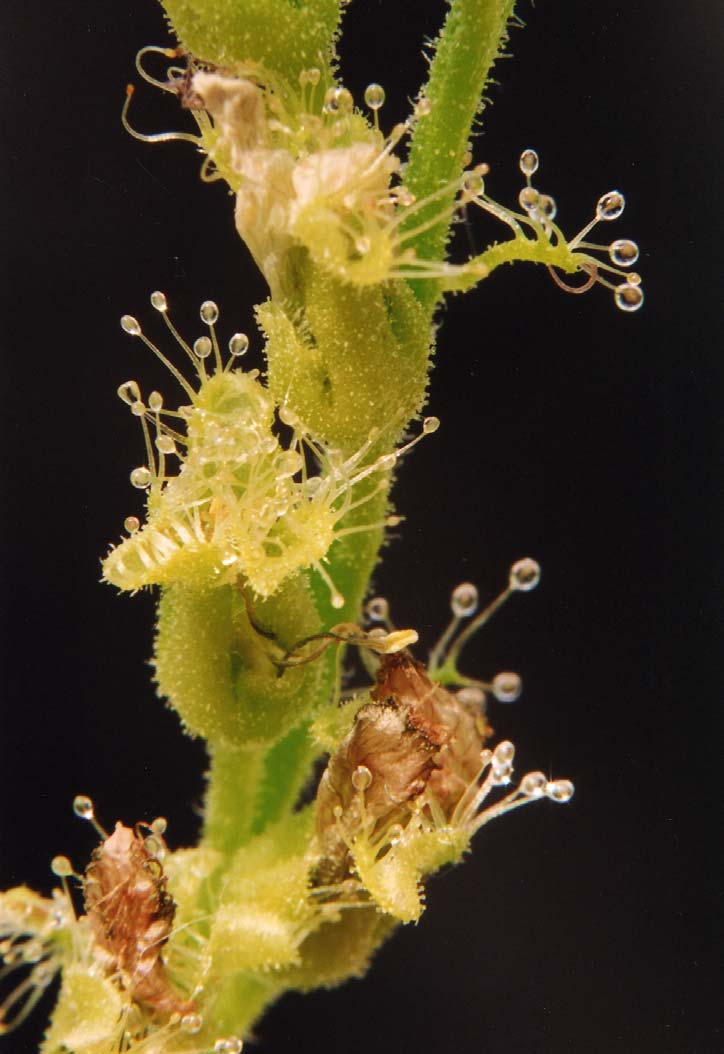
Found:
[404,0,517,311]
[204,745,267,854]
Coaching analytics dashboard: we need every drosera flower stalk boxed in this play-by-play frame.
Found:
[0,0,644,1051]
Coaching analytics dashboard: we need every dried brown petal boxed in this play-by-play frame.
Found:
[83,823,193,1017]
[314,653,492,883]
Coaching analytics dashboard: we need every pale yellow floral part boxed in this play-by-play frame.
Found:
[188,71,474,297]
[42,966,125,1054]
[104,364,400,605]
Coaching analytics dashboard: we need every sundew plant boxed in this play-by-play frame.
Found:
[0,2,643,1052]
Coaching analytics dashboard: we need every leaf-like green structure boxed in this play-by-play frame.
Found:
[161,0,345,84]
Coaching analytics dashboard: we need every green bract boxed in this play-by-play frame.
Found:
[161,0,344,84]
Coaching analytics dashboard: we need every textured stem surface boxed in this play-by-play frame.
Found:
[404,0,516,310]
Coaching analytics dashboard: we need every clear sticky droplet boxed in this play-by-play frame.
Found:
[229,333,249,357]
[492,672,522,703]
[364,83,385,110]
[200,300,219,325]
[596,190,625,220]
[148,391,163,412]
[546,779,575,803]
[335,87,354,114]
[463,167,486,196]
[51,855,74,877]
[609,239,639,266]
[509,557,541,592]
[193,336,213,359]
[180,1013,203,1035]
[352,765,373,791]
[331,591,345,610]
[72,795,95,821]
[120,315,141,336]
[493,740,515,765]
[124,515,140,534]
[143,835,163,859]
[385,515,403,527]
[366,596,389,622]
[325,86,353,115]
[117,380,141,406]
[150,291,168,312]
[538,194,557,219]
[156,435,176,455]
[519,148,539,177]
[518,186,540,211]
[423,416,440,434]
[450,582,479,618]
[130,466,152,489]
[456,686,486,708]
[151,816,168,835]
[614,282,644,312]
[387,823,404,845]
[278,405,299,429]
[214,1040,244,1054]
[520,771,547,797]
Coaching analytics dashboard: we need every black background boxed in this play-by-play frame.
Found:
[1,2,721,1052]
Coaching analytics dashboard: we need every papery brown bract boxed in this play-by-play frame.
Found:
[314,653,492,882]
[83,823,194,1017]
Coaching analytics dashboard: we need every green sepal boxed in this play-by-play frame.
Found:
[154,574,325,748]
[276,906,396,990]
[42,965,124,1054]
[160,0,345,86]
[259,268,433,455]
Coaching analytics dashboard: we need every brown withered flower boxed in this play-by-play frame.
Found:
[314,652,492,883]
[83,822,194,1017]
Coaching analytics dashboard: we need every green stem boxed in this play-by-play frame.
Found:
[203,744,267,854]
[251,722,320,834]
[404,0,516,312]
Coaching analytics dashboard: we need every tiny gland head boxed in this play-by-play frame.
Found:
[364,83,385,111]
[450,582,479,618]
[519,148,539,177]
[509,557,541,592]
[492,671,522,703]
